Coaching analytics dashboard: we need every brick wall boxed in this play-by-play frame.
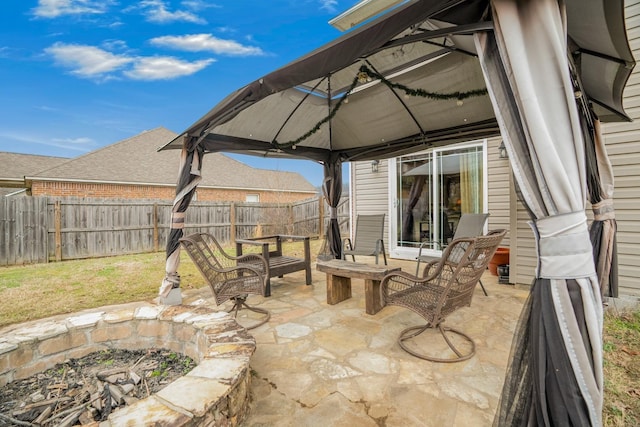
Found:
[196,187,313,203]
[30,181,315,203]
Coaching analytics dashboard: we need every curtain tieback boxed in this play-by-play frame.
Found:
[329,207,337,219]
[592,199,615,221]
[531,211,595,279]
[170,212,185,229]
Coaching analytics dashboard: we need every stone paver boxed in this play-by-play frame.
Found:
[1,257,526,426]
[181,257,529,427]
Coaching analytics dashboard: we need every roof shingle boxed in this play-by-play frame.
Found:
[28,127,316,193]
[0,152,68,181]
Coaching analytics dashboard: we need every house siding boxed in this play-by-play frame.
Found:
[486,136,511,248]
[606,0,640,296]
[30,181,315,204]
[350,160,390,245]
[512,0,640,296]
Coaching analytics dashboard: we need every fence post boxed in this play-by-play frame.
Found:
[288,204,294,235]
[318,196,324,238]
[54,200,62,262]
[153,203,159,252]
[230,202,236,244]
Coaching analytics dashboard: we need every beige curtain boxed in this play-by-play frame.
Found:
[460,150,483,213]
[476,0,603,424]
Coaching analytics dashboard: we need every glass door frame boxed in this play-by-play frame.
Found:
[388,139,488,260]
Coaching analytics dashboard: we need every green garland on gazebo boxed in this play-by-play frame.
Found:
[272,64,488,149]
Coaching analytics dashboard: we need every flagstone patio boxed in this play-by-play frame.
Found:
[182,257,529,427]
[0,257,527,426]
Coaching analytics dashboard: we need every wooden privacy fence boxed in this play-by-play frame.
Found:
[0,196,350,266]
[0,197,49,265]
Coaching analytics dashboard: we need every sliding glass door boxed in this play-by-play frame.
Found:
[390,141,486,259]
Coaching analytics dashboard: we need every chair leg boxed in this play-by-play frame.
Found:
[478,279,489,296]
[398,324,476,363]
[227,296,271,330]
[264,278,272,297]
[381,241,387,265]
[305,264,312,286]
[415,259,421,276]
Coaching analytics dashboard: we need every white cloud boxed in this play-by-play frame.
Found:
[0,131,95,152]
[45,43,133,79]
[138,0,206,24]
[32,0,111,18]
[215,26,234,34]
[319,0,338,12]
[51,136,95,145]
[35,105,61,112]
[45,41,216,81]
[150,34,264,56]
[124,56,215,80]
[101,39,130,53]
[180,0,221,11]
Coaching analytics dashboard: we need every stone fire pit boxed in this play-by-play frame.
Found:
[0,302,256,426]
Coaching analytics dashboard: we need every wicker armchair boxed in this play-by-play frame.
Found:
[180,232,270,329]
[381,229,506,362]
[416,213,490,275]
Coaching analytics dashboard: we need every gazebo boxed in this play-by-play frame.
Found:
[159,1,634,425]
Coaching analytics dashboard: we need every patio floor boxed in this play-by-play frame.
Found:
[181,257,529,427]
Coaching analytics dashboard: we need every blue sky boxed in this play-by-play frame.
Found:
[0,0,358,186]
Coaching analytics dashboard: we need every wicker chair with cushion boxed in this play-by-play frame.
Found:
[381,229,506,362]
[180,232,270,329]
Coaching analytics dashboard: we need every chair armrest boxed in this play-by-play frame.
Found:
[239,235,281,242]
[380,271,429,300]
[235,239,271,260]
[235,239,270,250]
[236,236,277,251]
[276,235,309,241]
[233,253,269,275]
[273,235,311,261]
[219,263,269,295]
[236,235,310,261]
[421,259,441,279]
[417,240,444,256]
[236,253,268,269]
[235,238,270,246]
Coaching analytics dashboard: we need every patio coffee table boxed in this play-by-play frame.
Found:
[316,259,400,315]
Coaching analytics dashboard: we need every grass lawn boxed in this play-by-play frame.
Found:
[0,240,638,425]
[0,251,202,327]
[0,239,323,327]
[603,309,640,426]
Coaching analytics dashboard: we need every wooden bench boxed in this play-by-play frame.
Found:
[316,259,400,315]
[236,235,312,297]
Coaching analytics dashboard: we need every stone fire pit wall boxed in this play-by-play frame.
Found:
[0,303,256,427]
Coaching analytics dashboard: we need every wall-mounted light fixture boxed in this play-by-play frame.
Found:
[371,159,380,172]
[498,141,508,159]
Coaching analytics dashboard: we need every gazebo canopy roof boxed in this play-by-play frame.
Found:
[161,0,634,164]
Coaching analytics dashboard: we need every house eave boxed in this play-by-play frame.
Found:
[26,177,317,194]
[0,178,26,188]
